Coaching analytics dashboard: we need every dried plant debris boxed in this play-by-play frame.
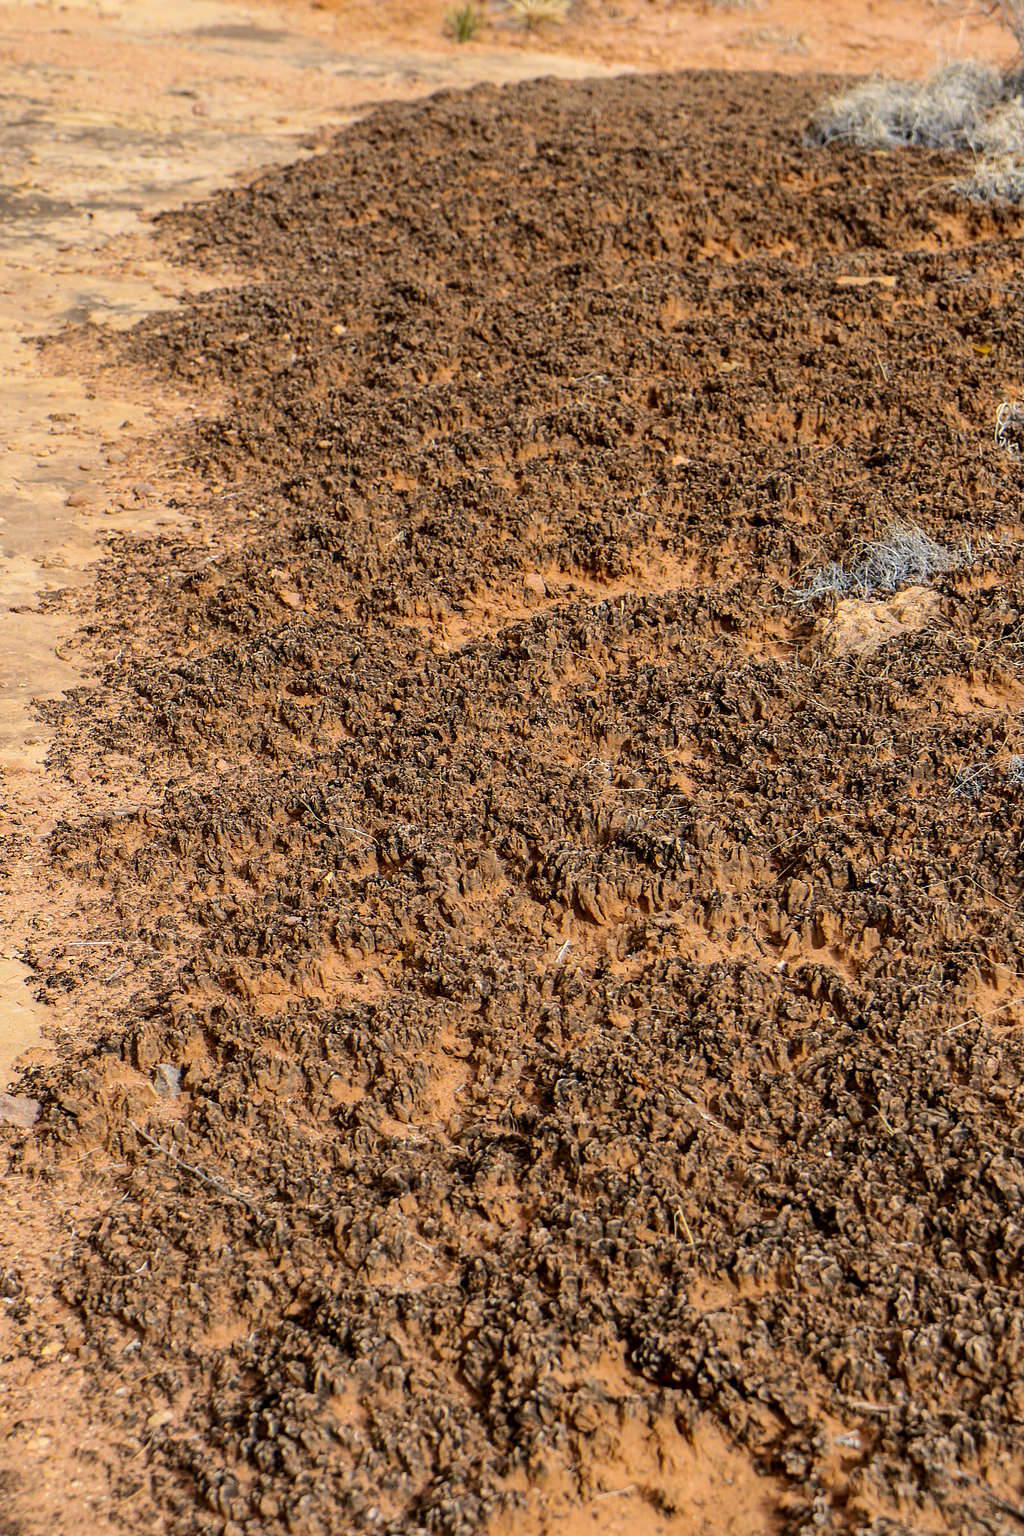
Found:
[996,398,1024,454]
[502,0,570,28]
[951,754,1024,797]
[972,98,1024,154]
[954,104,1024,201]
[11,71,1024,1536]
[958,152,1024,201]
[810,61,1006,150]
[791,520,969,605]
[812,62,1024,203]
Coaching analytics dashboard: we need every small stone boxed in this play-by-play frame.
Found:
[153,1063,181,1099]
[64,491,92,508]
[0,1093,40,1129]
[277,587,302,610]
[820,586,939,659]
[477,848,501,881]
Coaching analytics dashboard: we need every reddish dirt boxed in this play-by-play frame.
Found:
[7,22,1024,1536]
[289,0,1023,77]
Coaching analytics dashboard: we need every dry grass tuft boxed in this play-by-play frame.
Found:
[956,100,1024,202]
[503,0,570,28]
[956,150,1024,201]
[814,61,1024,203]
[810,61,1003,150]
[791,521,966,606]
[975,99,1024,152]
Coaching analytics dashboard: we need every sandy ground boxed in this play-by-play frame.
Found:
[3,1,1024,1534]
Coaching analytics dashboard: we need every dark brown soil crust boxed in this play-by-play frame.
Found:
[8,69,1024,1535]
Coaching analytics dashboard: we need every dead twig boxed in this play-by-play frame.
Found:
[673,1207,697,1248]
[678,1091,732,1137]
[132,1124,263,1220]
[944,995,1024,1037]
[955,1471,1024,1527]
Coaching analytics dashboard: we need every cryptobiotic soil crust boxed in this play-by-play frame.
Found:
[7,65,1024,1536]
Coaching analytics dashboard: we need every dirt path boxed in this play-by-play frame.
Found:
[3,3,1024,1534]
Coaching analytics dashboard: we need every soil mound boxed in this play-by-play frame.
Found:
[8,70,1024,1536]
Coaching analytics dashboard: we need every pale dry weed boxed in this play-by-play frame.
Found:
[813,57,1024,203]
[791,521,966,606]
[503,0,570,28]
[810,62,1003,150]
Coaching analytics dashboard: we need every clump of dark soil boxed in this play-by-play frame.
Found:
[9,70,1024,1536]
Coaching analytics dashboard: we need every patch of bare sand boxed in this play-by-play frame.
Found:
[293,0,1020,78]
[490,1415,778,1535]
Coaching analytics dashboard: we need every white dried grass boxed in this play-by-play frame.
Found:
[975,99,1024,153]
[996,399,1024,452]
[951,756,1024,797]
[950,762,989,799]
[811,61,1003,150]
[791,520,966,606]
[949,102,1024,202]
[956,150,1024,201]
[815,63,1024,202]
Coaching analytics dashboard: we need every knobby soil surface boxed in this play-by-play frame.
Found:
[6,66,1024,1536]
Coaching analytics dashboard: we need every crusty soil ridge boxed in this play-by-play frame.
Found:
[7,70,1024,1536]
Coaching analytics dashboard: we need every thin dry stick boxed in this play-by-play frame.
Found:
[678,1090,732,1137]
[943,995,1024,1038]
[132,1124,263,1220]
[960,871,1024,915]
[995,0,1024,54]
[675,1207,697,1248]
[551,938,572,973]
[955,1471,1024,1526]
